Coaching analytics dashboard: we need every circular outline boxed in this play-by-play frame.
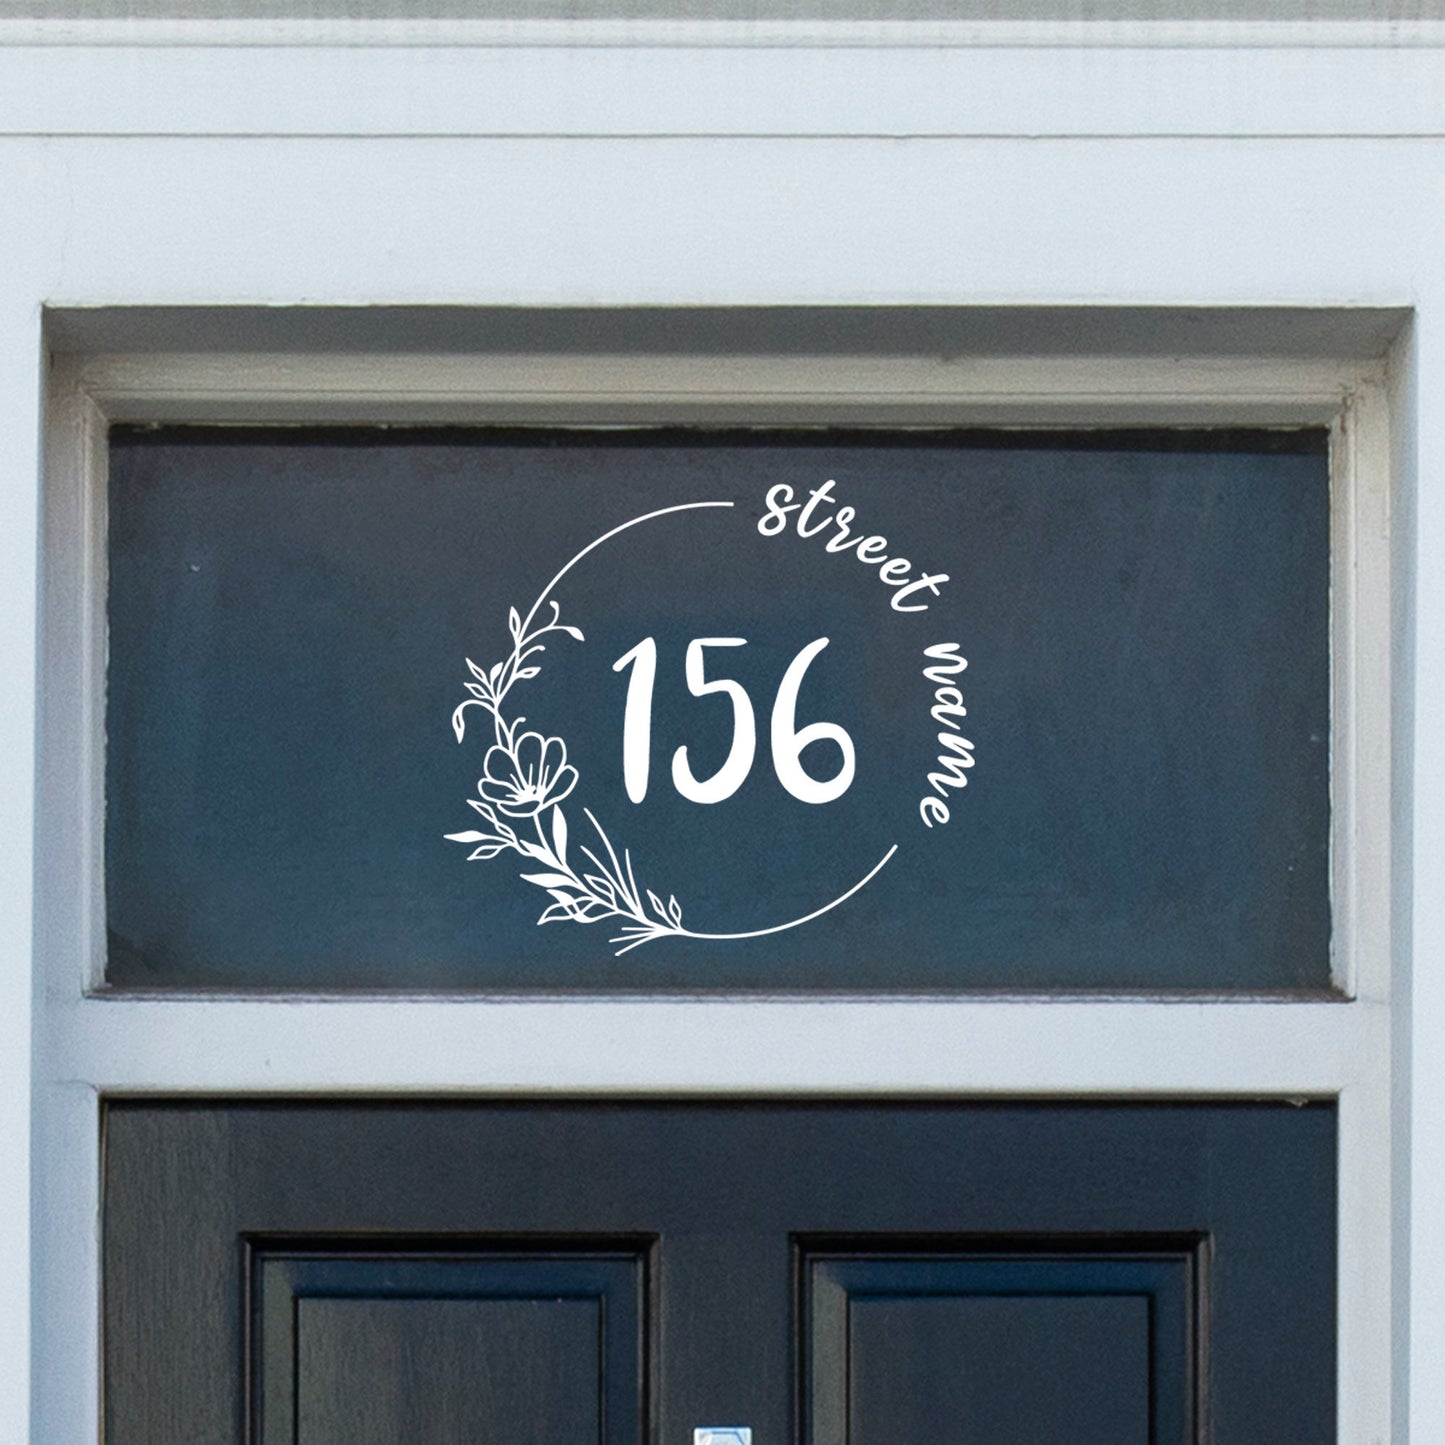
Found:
[450,499,897,955]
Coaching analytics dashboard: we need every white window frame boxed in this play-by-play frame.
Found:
[32,328,1401,1442]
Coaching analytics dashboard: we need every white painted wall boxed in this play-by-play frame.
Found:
[3,20,1442,1444]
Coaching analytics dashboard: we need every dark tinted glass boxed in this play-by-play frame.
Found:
[105,427,1330,991]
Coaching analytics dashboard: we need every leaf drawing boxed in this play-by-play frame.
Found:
[447,584,687,954]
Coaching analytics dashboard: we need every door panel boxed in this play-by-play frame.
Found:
[805,1248,1198,1445]
[103,1101,1334,1443]
[254,1249,646,1445]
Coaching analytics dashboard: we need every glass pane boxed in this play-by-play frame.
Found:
[104,427,1330,991]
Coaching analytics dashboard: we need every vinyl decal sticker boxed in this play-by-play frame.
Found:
[447,488,972,955]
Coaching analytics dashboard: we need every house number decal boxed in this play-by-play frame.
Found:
[612,636,855,806]
[446,486,975,955]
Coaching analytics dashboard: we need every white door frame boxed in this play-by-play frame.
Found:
[33,331,1400,1443]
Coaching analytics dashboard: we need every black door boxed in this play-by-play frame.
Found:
[103,1100,1334,1443]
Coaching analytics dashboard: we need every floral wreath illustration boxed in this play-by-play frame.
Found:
[448,501,897,955]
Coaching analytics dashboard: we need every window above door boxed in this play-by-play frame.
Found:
[103,422,1333,993]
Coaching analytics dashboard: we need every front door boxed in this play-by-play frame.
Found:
[103,1099,1335,1444]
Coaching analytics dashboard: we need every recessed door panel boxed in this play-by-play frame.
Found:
[254,1250,646,1445]
[805,1248,1199,1445]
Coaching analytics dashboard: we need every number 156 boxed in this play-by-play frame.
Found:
[612,637,856,806]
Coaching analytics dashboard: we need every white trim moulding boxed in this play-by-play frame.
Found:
[6,17,1445,49]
